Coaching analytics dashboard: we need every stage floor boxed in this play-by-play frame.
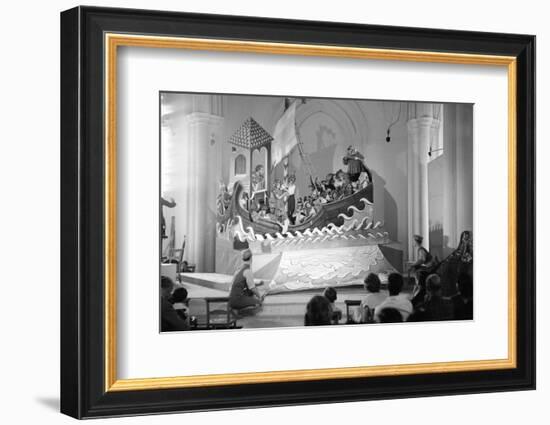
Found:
[182,279,411,330]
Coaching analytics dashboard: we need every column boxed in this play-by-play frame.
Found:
[407,111,440,261]
[182,112,224,272]
[163,111,224,272]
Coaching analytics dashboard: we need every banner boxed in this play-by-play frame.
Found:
[272,100,299,167]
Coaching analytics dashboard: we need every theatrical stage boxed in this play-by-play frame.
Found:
[160,94,473,331]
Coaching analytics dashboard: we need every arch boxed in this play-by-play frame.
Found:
[234,154,246,175]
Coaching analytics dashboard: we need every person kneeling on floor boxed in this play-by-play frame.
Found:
[228,249,266,315]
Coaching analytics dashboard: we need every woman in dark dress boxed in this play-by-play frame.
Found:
[452,230,473,276]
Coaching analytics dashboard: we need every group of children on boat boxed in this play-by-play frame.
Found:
[217,145,372,228]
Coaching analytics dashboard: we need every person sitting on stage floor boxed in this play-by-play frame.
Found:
[374,273,413,322]
[304,295,332,326]
[170,287,190,325]
[160,276,190,332]
[450,272,473,320]
[413,274,454,322]
[228,249,266,315]
[323,287,342,324]
[358,273,388,323]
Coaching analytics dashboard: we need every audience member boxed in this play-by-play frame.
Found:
[323,286,342,324]
[359,273,387,322]
[170,287,190,323]
[377,307,404,323]
[415,274,454,321]
[304,295,332,326]
[450,273,473,320]
[160,276,189,332]
[374,273,413,322]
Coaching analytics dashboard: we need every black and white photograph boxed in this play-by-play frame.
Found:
[159,93,474,331]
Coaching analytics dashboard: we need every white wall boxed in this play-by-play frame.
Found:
[0,1,546,425]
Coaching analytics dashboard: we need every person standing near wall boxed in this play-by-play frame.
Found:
[160,196,176,238]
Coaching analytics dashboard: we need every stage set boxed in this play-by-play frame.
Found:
[160,93,473,330]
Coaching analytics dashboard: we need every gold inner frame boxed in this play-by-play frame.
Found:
[104,33,517,392]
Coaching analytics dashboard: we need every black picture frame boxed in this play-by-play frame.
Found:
[61,5,535,419]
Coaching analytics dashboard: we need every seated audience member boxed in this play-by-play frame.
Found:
[377,307,404,323]
[170,287,190,324]
[409,234,437,307]
[160,276,189,332]
[323,287,342,324]
[415,274,454,321]
[374,273,413,322]
[304,295,332,326]
[359,273,387,322]
[450,273,473,320]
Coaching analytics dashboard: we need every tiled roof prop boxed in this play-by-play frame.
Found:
[228,117,273,150]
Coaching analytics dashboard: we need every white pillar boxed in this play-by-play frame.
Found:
[164,112,224,272]
[407,115,440,261]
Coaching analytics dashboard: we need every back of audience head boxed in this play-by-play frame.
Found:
[457,273,473,299]
[323,287,337,303]
[426,274,442,296]
[364,273,381,293]
[161,276,174,299]
[378,307,403,323]
[387,273,404,296]
[304,295,332,326]
[170,287,188,304]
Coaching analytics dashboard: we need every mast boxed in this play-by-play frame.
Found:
[294,122,317,183]
[274,98,317,184]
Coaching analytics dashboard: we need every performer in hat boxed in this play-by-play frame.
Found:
[409,234,437,306]
[343,145,372,183]
[228,249,266,314]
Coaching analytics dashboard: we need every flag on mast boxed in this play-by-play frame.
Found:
[271,100,299,168]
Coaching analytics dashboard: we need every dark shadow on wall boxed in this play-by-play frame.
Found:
[429,223,444,261]
[371,170,398,242]
[384,188,398,243]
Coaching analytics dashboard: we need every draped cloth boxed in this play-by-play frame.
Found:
[272,101,299,167]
